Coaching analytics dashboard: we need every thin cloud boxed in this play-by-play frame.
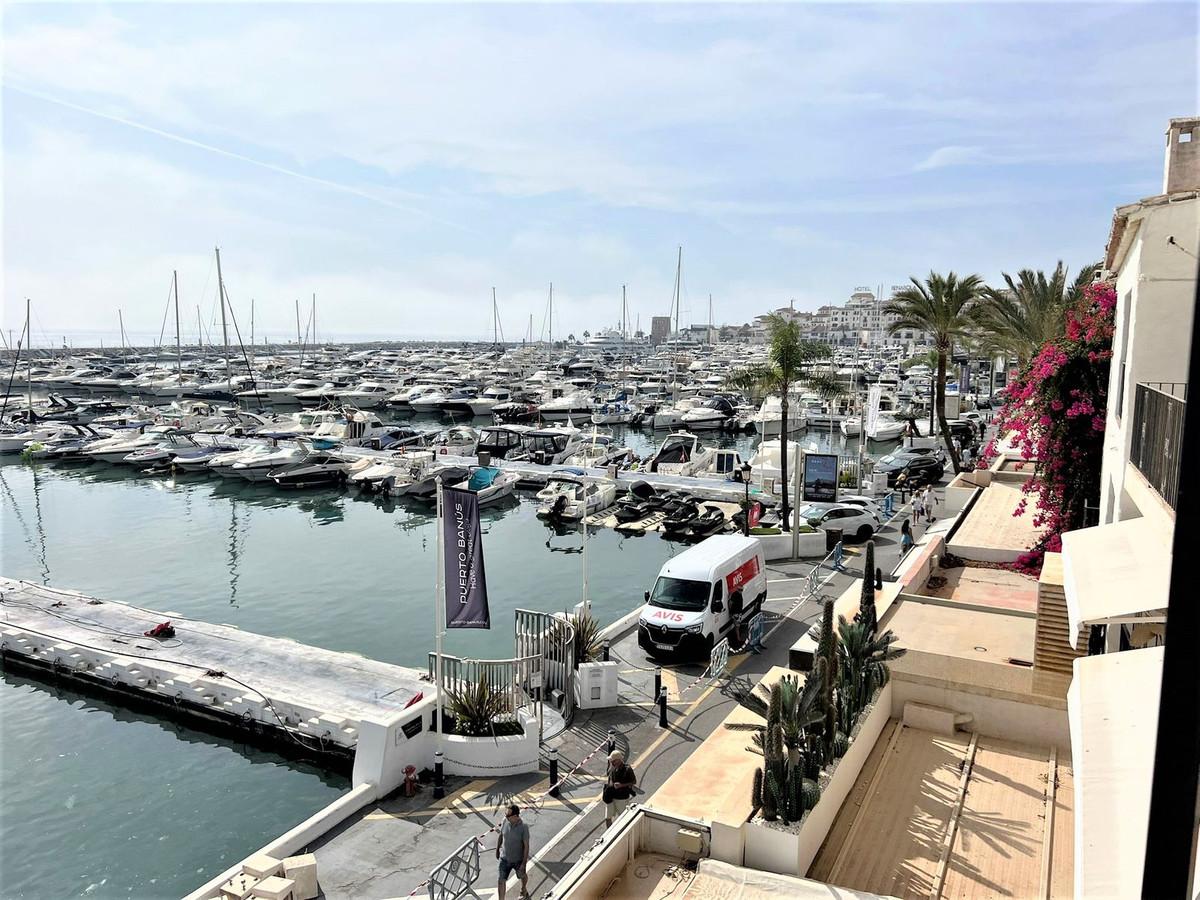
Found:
[914,145,994,172]
[4,82,471,231]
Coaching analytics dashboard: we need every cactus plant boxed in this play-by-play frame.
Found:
[833,731,850,759]
[751,766,763,812]
[801,778,822,812]
[856,541,877,636]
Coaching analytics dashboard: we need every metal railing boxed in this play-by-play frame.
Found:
[1131,382,1187,510]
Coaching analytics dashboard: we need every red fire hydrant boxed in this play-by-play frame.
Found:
[403,765,419,797]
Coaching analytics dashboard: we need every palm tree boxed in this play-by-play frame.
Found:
[725,673,823,771]
[837,616,906,723]
[885,272,985,472]
[974,261,1101,366]
[727,315,815,526]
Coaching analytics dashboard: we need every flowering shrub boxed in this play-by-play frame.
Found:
[983,282,1116,571]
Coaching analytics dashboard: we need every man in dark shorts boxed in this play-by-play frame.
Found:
[496,803,530,900]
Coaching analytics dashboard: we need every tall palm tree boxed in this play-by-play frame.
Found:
[974,261,1101,366]
[727,315,816,526]
[885,272,985,472]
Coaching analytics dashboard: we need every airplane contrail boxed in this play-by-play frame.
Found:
[6,82,470,230]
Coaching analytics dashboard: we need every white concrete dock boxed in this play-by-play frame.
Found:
[0,577,426,764]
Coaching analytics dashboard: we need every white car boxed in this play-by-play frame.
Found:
[797,503,877,541]
[834,495,885,523]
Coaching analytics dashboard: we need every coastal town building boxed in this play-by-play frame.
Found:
[757,288,935,351]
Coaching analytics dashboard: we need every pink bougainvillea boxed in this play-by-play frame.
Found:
[982,282,1116,574]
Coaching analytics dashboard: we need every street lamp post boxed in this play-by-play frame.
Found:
[741,462,753,535]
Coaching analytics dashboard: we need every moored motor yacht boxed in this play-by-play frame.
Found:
[645,432,716,477]
[535,474,617,520]
[230,442,304,481]
[449,465,520,507]
[679,396,736,430]
[467,387,513,417]
[269,449,353,488]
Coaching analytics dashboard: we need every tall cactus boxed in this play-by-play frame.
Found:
[817,597,838,760]
[751,767,763,812]
[857,540,877,636]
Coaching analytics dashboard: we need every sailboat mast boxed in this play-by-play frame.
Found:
[673,246,682,338]
[493,287,498,345]
[548,282,553,359]
[312,293,317,349]
[295,299,304,368]
[214,246,231,380]
[118,309,127,365]
[173,271,182,377]
[622,285,627,341]
[26,298,32,415]
[250,298,255,349]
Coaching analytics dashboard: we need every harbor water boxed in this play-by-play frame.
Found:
[0,424,894,898]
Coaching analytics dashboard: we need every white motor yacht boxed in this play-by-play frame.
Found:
[338,381,396,409]
[645,432,716,477]
[387,383,444,409]
[537,390,594,423]
[746,440,803,498]
[467,387,513,417]
[680,396,737,430]
[449,465,520,507]
[840,415,907,441]
[535,475,617,520]
[83,429,165,464]
[231,443,304,481]
[751,395,807,439]
[651,397,702,430]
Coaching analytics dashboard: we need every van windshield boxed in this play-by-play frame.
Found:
[649,577,709,611]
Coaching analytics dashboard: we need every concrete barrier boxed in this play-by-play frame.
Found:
[756,531,827,561]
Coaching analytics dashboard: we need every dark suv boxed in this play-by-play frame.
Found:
[876,452,945,487]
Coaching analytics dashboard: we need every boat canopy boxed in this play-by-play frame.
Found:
[468,467,502,490]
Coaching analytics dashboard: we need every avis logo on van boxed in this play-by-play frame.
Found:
[649,610,685,623]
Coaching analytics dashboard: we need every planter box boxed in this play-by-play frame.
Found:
[441,710,541,776]
[740,681,894,877]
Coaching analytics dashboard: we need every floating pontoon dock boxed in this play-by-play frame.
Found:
[0,577,427,769]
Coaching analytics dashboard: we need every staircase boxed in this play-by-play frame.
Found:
[1034,553,1087,680]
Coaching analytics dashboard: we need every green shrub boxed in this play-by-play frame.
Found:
[447,676,511,737]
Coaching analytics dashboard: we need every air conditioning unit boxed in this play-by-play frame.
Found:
[574,661,618,709]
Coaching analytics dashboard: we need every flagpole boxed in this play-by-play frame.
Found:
[434,474,445,798]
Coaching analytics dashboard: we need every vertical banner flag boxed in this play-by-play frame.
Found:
[442,486,491,629]
[864,383,883,438]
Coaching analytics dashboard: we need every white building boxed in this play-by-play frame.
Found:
[806,287,933,350]
[1059,116,1198,899]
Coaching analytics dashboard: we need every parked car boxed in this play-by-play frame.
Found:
[875,452,945,488]
[796,502,877,541]
[835,494,885,523]
[945,419,981,452]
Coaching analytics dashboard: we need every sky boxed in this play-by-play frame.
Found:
[3,2,1196,345]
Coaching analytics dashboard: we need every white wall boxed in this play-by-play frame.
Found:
[1101,198,1197,527]
[889,677,1070,751]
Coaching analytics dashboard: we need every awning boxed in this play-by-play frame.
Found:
[1068,646,1163,899]
[1060,517,1171,648]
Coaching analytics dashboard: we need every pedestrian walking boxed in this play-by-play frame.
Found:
[912,488,925,523]
[604,751,638,826]
[924,486,938,523]
[900,518,914,555]
[895,471,909,503]
[496,804,531,900]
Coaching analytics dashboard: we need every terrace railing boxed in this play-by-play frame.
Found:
[1131,382,1188,511]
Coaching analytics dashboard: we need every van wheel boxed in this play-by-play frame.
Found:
[857,525,873,541]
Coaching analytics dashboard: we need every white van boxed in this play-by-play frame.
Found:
[637,534,768,659]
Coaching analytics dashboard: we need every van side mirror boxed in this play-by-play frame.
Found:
[644,590,650,602]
